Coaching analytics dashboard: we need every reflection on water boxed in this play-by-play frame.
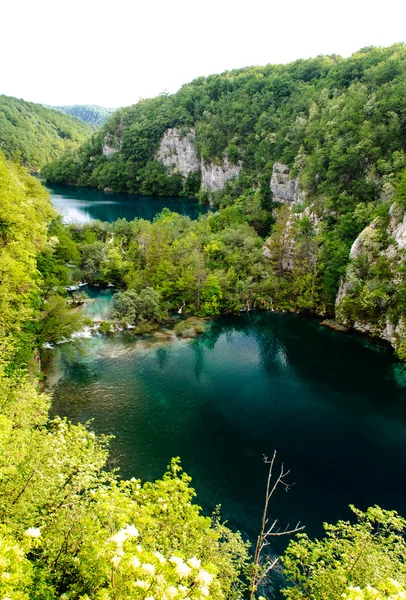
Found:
[46,183,208,224]
[50,305,406,544]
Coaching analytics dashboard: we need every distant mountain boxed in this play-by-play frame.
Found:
[0,95,93,171]
[54,105,116,126]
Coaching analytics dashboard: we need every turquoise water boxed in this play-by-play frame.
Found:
[46,183,208,224]
[82,286,115,320]
[50,300,406,543]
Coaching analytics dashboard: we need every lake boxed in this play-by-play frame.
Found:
[49,290,406,545]
[46,183,208,223]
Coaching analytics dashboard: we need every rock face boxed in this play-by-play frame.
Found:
[200,157,241,192]
[156,128,200,176]
[389,202,406,249]
[336,202,406,349]
[102,132,121,157]
[263,164,317,270]
[156,127,241,192]
[270,162,304,203]
[349,220,380,259]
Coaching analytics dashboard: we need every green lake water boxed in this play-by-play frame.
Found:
[50,293,406,543]
[46,183,208,223]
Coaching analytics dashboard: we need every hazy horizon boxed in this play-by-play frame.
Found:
[2,0,406,108]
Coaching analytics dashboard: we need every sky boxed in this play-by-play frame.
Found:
[2,0,406,109]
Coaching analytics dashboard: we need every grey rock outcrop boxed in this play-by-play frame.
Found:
[389,202,406,249]
[156,128,200,176]
[102,132,121,157]
[201,158,241,192]
[336,202,406,349]
[270,163,304,203]
[156,127,242,193]
[263,204,319,272]
[349,220,380,259]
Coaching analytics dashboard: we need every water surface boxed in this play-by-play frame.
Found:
[46,183,208,223]
[50,304,406,543]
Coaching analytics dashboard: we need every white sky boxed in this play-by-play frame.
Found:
[2,0,406,108]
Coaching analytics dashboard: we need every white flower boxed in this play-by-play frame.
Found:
[136,545,142,552]
[166,586,178,598]
[154,551,166,564]
[145,596,154,600]
[142,563,155,575]
[125,525,139,537]
[175,561,191,578]
[195,569,213,587]
[132,556,140,568]
[178,585,188,595]
[111,555,121,568]
[187,556,201,569]
[109,529,127,546]
[134,580,149,589]
[200,586,210,596]
[1,572,11,581]
[169,556,191,578]
[24,527,41,538]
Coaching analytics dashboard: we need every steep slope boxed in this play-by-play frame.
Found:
[0,95,93,171]
[334,173,406,353]
[43,44,406,321]
[54,104,116,126]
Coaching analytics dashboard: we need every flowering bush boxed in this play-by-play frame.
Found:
[343,579,406,600]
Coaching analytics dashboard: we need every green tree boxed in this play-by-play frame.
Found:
[281,506,406,600]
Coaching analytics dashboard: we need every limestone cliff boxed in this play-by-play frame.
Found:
[102,130,121,157]
[156,128,200,176]
[263,163,317,272]
[270,162,304,203]
[200,157,242,193]
[156,127,241,194]
[336,202,406,351]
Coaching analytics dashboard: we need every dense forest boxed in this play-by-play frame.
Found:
[53,104,116,126]
[42,44,406,349]
[43,43,406,203]
[2,149,406,599]
[0,95,93,170]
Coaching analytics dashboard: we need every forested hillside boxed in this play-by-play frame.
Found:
[0,95,93,170]
[43,43,406,203]
[54,104,116,125]
[42,44,406,347]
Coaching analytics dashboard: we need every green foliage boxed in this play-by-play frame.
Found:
[98,320,113,334]
[0,524,36,600]
[281,506,406,600]
[343,579,406,600]
[35,295,86,346]
[112,288,163,325]
[174,318,205,338]
[0,151,54,369]
[396,170,406,208]
[0,95,93,170]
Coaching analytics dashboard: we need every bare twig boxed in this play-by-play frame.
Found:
[249,451,305,600]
